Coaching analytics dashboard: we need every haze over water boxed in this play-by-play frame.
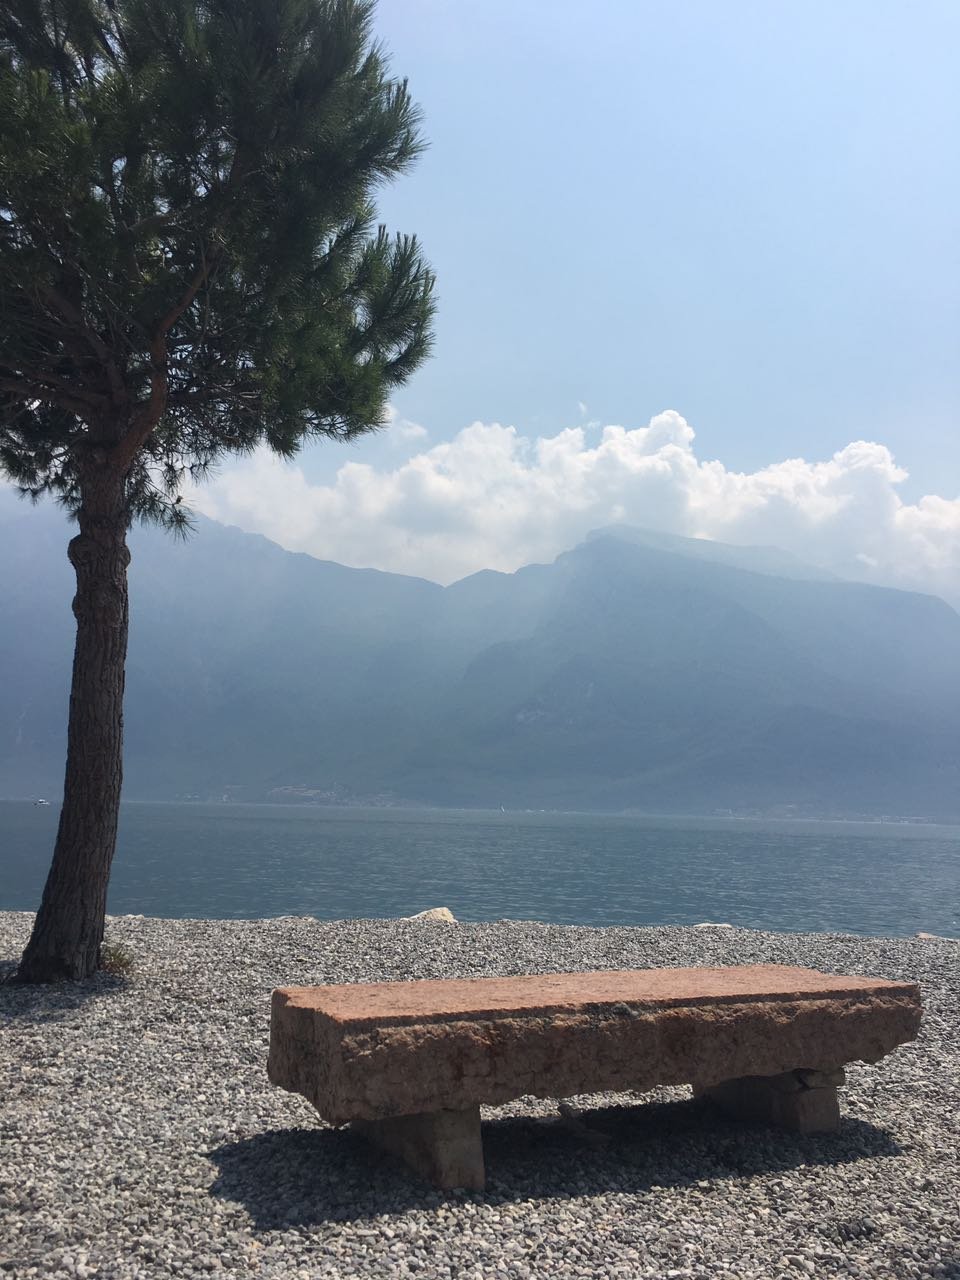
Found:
[3,801,958,938]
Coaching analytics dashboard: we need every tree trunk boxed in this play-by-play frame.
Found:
[17,463,131,983]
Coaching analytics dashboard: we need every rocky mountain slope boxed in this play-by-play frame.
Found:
[3,489,958,815]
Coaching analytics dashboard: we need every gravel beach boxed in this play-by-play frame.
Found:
[2,912,958,1280]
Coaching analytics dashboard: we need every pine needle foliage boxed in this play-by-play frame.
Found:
[0,0,436,525]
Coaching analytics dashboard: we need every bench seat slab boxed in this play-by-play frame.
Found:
[268,965,921,1127]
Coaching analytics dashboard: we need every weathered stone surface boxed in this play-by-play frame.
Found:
[797,1067,846,1089]
[731,1068,805,1094]
[353,1107,484,1190]
[404,907,457,922]
[268,965,921,1126]
[696,1075,842,1133]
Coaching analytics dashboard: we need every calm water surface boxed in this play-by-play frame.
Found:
[2,800,958,937]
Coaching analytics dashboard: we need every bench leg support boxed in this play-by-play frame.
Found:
[693,1068,844,1134]
[353,1106,485,1191]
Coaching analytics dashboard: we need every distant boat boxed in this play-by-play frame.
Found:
[500,803,506,814]
[34,798,50,806]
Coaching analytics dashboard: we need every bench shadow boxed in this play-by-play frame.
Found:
[207,1097,904,1230]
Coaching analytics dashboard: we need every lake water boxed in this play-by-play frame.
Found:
[2,800,959,938]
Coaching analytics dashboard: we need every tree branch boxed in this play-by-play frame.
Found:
[110,247,224,470]
[38,285,111,362]
[37,285,129,409]
[126,211,177,238]
[157,247,221,339]
[8,365,109,410]
[0,375,99,422]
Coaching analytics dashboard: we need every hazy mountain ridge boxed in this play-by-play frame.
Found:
[2,489,959,817]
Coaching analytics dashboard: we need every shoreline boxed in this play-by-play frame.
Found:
[7,908,959,945]
[8,793,960,829]
[3,912,958,1279]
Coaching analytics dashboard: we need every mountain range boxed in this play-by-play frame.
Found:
[2,487,959,817]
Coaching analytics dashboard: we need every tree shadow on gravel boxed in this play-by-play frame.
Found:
[0,957,127,1022]
[208,1097,904,1230]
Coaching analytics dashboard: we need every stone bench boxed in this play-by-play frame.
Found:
[267,964,921,1190]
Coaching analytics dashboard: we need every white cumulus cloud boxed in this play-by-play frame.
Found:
[384,402,429,444]
[187,410,960,603]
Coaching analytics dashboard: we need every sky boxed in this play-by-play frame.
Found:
[190,0,960,598]
[367,0,959,493]
[95,3,960,595]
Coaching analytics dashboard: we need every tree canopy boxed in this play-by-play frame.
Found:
[0,0,435,523]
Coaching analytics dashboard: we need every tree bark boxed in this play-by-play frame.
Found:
[17,462,131,982]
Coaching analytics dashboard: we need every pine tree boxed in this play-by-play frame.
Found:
[0,0,435,981]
